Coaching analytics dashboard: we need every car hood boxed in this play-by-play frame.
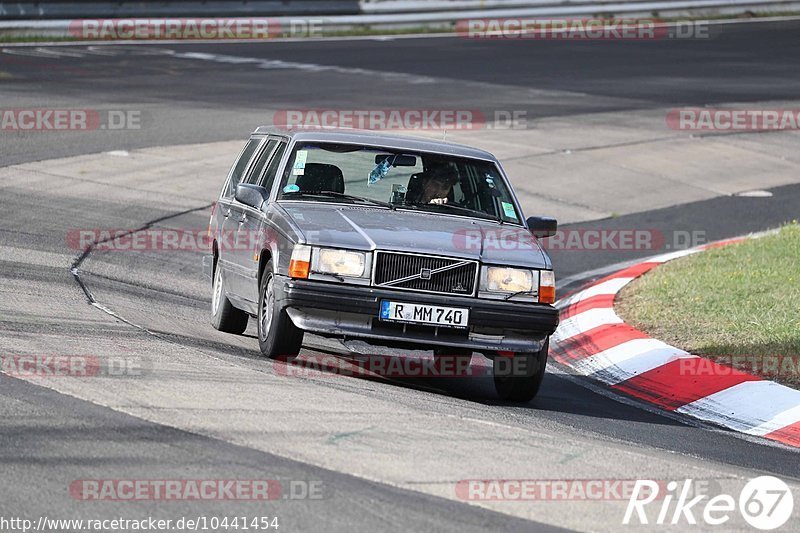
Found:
[277,202,549,268]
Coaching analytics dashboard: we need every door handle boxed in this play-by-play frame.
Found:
[223,208,231,218]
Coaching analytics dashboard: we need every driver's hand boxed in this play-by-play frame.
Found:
[429,197,448,205]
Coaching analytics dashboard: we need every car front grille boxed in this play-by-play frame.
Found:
[373,251,478,296]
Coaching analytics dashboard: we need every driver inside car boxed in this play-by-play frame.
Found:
[406,163,460,205]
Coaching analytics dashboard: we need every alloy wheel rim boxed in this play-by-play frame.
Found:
[260,275,274,341]
[212,266,223,315]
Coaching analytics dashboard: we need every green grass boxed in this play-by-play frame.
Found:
[2,12,800,43]
[0,35,77,43]
[0,25,452,44]
[617,222,800,387]
[0,27,449,44]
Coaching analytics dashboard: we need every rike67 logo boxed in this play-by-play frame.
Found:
[624,476,794,530]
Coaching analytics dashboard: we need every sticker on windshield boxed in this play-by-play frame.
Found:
[501,201,517,220]
[292,150,308,175]
[283,184,300,194]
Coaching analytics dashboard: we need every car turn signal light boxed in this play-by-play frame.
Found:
[289,245,311,279]
[539,270,556,304]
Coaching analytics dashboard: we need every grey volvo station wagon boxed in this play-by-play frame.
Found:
[206,128,559,401]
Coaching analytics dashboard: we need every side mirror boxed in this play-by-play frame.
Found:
[526,216,558,239]
[235,183,270,210]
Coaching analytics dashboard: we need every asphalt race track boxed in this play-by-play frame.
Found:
[1,20,800,532]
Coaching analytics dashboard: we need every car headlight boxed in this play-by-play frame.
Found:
[479,266,555,303]
[313,248,366,278]
[484,267,534,293]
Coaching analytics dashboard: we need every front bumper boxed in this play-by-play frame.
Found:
[275,276,559,353]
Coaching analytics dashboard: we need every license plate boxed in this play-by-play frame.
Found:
[379,300,469,329]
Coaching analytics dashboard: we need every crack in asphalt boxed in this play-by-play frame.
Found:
[69,202,213,331]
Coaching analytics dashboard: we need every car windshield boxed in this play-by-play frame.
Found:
[277,142,522,224]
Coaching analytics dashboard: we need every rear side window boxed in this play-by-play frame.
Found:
[224,138,261,198]
[244,140,278,185]
[259,142,287,195]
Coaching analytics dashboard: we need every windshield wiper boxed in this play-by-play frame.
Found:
[404,202,502,223]
[284,190,394,209]
[504,290,538,301]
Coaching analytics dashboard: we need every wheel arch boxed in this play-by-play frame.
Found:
[258,248,274,284]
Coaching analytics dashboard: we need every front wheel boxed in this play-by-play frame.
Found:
[211,260,249,334]
[258,261,303,360]
[493,339,549,402]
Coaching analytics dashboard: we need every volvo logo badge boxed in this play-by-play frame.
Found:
[420,268,432,280]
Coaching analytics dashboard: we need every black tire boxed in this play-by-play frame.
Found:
[492,339,549,402]
[433,347,473,376]
[210,258,249,334]
[257,261,303,360]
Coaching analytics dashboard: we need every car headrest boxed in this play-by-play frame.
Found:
[296,163,345,193]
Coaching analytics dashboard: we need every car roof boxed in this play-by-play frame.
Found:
[252,126,498,162]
